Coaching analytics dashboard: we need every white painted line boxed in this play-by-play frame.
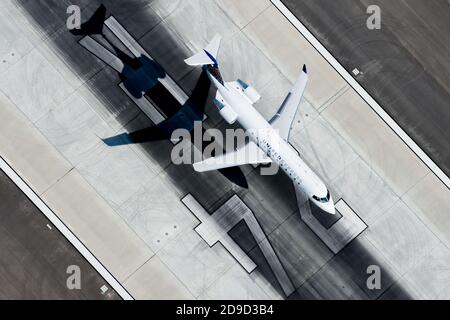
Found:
[0,156,134,300]
[271,0,450,190]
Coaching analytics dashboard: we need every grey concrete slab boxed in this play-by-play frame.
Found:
[239,169,298,235]
[291,115,359,184]
[16,0,162,41]
[0,1,35,75]
[403,173,450,247]
[294,236,401,300]
[199,264,270,300]
[0,170,119,300]
[0,49,75,123]
[123,256,194,300]
[214,0,271,30]
[118,176,197,253]
[330,157,399,225]
[267,213,334,289]
[293,273,369,300]
[139,21,198,83]
[117,113,174,170]
[75,139,160,210]
[42,169,154,283]
[378,278,420,300]
[157,228,236,298]
[77,66,141,132]
[82,0,163,40]
[163,0,239,52]
[243,5,347,108]
[323,88,429,197]
[162,162,238,213]
[282,0,450,176]
[146,0,181,21]
[362,200,440,276]
[15,0,72,40]
[219,32,279,95]
[0,91,73,195]
[401,242,450,300]
[35,92,115,167]
[36,27,106,90]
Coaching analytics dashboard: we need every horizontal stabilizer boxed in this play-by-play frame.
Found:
[193,141,271,172]
[185,51,215,66]
[185,34,222,66]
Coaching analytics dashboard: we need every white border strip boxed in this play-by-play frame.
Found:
[0,156,134,300]
[271,0,450,190]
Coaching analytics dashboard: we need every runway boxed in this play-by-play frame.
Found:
[0,0,448,300]
[0,169,119,299]
[281,0,450,177]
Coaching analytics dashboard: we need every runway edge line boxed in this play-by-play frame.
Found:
[271,0,450,190]
[0,156,134,300]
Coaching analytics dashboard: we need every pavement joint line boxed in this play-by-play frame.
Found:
[317,84,350,114]
[0,156,134,300]
[271,0,450,191]
[121,255,154,284]
[37,167,75,197]
[400,194,450,252]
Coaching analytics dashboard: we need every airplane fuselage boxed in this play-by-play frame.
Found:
[209,73,335,214]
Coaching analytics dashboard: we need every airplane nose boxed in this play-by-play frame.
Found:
[327,205,336,215]
[328,195,336,215]
[317,201,335,215]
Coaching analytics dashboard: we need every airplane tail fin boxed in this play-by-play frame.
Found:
[185,34,222,66]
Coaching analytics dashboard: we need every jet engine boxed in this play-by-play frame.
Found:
[214,98,238,124]
[237,79,261,104]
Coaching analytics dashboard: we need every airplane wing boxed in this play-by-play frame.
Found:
[193,141,272,172]
[269,65,308,142]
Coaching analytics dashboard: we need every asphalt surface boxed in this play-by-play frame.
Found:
[282,0,450,177]
[0,170,120,299]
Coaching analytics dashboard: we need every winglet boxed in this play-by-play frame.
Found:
[302,64,307,74]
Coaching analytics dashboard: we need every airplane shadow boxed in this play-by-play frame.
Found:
[71,4,248,189]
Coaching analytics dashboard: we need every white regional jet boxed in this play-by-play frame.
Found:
[185,35,335,214]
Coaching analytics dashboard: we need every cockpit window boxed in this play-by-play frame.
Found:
[313,190,331,203]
